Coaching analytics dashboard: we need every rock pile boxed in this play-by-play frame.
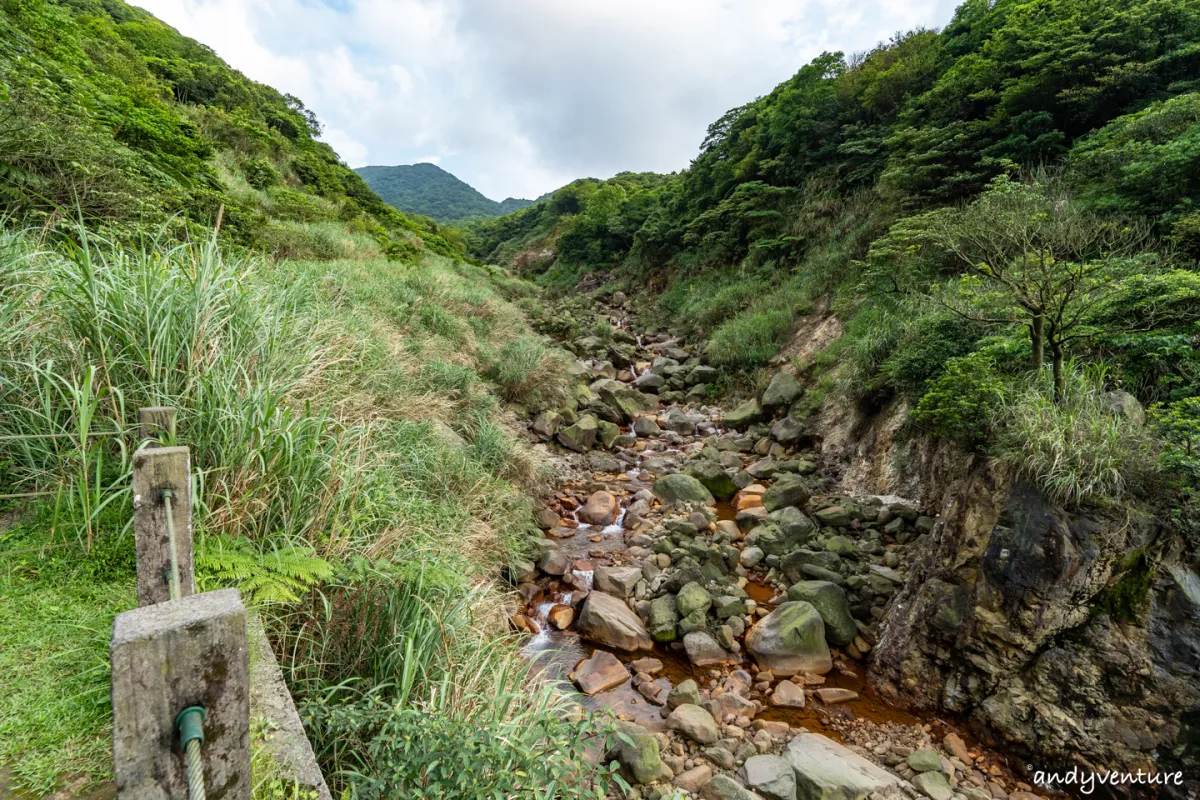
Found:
[506,297,1044,800]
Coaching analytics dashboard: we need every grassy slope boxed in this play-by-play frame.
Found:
[0,227,579,794]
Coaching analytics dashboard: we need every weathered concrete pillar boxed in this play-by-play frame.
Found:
[111,588,251,800]
[138,406,177,444]
[132,446,194,607]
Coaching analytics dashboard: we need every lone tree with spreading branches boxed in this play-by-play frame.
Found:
[931,175,1149,399]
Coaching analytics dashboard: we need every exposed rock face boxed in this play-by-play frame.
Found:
[871,462,1200,774]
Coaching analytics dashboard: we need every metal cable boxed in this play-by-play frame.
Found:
[184,737,205,800]
[162,489,180,601]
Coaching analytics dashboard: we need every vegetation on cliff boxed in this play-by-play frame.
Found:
[469,0,1200,507]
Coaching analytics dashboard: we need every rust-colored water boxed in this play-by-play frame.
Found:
[743,580,777,605]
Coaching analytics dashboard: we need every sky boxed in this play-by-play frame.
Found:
[136,0,963,201]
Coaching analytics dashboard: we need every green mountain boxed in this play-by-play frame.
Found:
[0,0,464,261]
[356,163,532,224]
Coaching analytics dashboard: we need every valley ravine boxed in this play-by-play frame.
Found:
[508,298,1050,800]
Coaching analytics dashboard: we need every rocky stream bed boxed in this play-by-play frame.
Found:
[504,301,1063,800]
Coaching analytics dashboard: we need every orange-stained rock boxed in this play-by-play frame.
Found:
[549,604,575,630]
[579,490,620,525]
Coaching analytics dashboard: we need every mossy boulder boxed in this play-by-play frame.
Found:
[786,580,858,646]
[653,474,715,506]
[724,399,765,431]
[761,372,803,413]
[685,459,738,501]
[606,721,673,785]
[676,581,713,617]
[745,601,832,676]
[556,415,598,452]
[649,594,679,642]
[762,474,812,512]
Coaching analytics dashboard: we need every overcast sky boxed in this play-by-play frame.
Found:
[137,0,961,201]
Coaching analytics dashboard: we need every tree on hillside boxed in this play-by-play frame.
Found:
[931,175,1149,398]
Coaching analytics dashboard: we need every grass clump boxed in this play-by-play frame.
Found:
[995,363,1157,506]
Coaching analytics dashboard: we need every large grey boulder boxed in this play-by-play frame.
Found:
[576,592,653,651]
[724,399,765,431]
[595,565,642,598]
[654,474,715,506]
[684,631,735,667]
[666,703,720,744]
[785,732,901,800]
[786,581,858,646]
[761,372,803,413]
[663,407,698,435]
[591,379,655,423]
[557,415,598,452]
[745,602,832,676]
[740,754,796,800]
[701,774,765,800]
[762,474,812,512]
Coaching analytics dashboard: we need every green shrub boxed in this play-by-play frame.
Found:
[1149,396,1200,486]
[995,363,1157,506]
[482,335,573,408]
[242,156,281,190]
[303,692,611,799]
[258,220,381,260]
[882,313,985,398]
[911,352,1008,443]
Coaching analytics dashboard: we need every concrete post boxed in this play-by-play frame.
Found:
[132,446,194,607]
[138,406,177,445]
[111,588,251,800]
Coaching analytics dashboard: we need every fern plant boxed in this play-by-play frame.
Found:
[196,535,333,605]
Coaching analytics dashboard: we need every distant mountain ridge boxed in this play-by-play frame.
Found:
[355,163,533,225]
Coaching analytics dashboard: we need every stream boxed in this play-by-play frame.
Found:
[509,302,1059,800]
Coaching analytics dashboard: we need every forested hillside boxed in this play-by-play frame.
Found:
[470,0,1200,371]
[356,162,533,224]
[0,1,606,796]
[0,0,464,260]
[470,0,1200,486]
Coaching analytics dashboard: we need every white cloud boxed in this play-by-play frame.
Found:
[134,0,962,200]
